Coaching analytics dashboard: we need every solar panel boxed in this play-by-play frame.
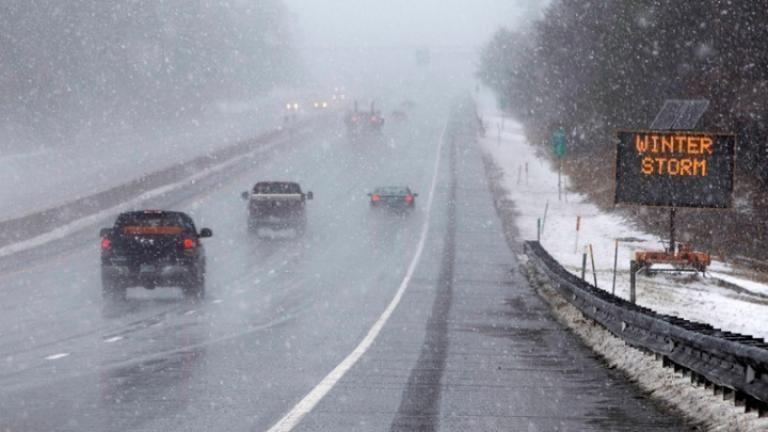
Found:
[650,100,684,130]
[650,99,709,130]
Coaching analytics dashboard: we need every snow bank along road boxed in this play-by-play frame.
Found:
[476,91,768,343]
[0,95,689,430]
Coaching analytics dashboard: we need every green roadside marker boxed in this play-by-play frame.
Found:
[552,128,567,158]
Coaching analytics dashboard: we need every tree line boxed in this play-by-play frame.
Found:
[479,0,768,258]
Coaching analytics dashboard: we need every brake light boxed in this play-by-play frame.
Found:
[183,238,196,249]
[405,194,414,203]
[101,237,111,250]
[372,194,381,202]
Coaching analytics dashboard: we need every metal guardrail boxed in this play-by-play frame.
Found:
[524,240,768,416]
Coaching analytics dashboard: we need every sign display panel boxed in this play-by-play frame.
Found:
[614,131,735,208]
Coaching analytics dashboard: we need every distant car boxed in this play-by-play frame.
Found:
[345,101,384,137]
[390,109,408,122]
[100,210,212,301]
[284,102,300,123]
[368,186,417,211]
[331,86,347,101]
[242,181,313,235]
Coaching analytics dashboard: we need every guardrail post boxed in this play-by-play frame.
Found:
[611,239,619,295]
[735,391,746,407]
[581,252,587,280]
[537,218,541,242]
[589,244,598,288]
[629,260,638,304]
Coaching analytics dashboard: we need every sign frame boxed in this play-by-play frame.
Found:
[613,129,736,209]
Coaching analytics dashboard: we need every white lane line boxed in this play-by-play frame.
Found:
[266,124,448,432]
[45,353,70,361]
[104,336,124,343]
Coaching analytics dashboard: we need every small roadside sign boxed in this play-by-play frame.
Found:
[552,128,567,158]
[551,128,567,201]
[497,96,509,111]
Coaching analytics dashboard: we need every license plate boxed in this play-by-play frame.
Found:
[140,264,156,273]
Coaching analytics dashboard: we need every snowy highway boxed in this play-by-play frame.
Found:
[6,1,768,430]
[0,83,690,430]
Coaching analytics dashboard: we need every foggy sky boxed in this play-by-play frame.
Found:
[284,0,547,49]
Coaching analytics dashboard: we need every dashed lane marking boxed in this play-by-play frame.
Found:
[45,353,70,361]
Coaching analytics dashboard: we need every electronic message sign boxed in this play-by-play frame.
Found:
[614,131,735,208]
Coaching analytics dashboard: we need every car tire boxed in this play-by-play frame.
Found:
[247,218,259,233]
[183,269,205,300]
[296,219,307,236]
[102,273,126,302]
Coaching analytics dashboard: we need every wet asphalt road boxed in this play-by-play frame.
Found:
[0,88,689,430]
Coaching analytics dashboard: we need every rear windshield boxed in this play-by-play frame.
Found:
[114,212,195,233]
[253,182,301,194]
[374,187,409,195]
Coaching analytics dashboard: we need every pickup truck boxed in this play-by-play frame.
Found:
[345,101,384,137]
[241,181,313,235]
[100,210,212,301]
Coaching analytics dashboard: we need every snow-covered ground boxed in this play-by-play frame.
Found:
[477,90,768,341]
[0,88,325,221]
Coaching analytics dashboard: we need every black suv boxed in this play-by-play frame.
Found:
[100,210,212,300]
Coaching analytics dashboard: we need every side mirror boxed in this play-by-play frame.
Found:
[199,228,213,238]
[306,191,314,200]
[99,228,112,238]
[241,191,250,200]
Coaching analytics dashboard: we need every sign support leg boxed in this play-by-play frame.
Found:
[612,239,619,295]
[669,207,676,254]
[630,260,638,304]
[558,160,562,202]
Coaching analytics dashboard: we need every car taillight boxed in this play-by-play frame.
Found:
[372,194,381,202]
[101,237,111,250]
[405,194,414,203]
[183,238,196,249]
